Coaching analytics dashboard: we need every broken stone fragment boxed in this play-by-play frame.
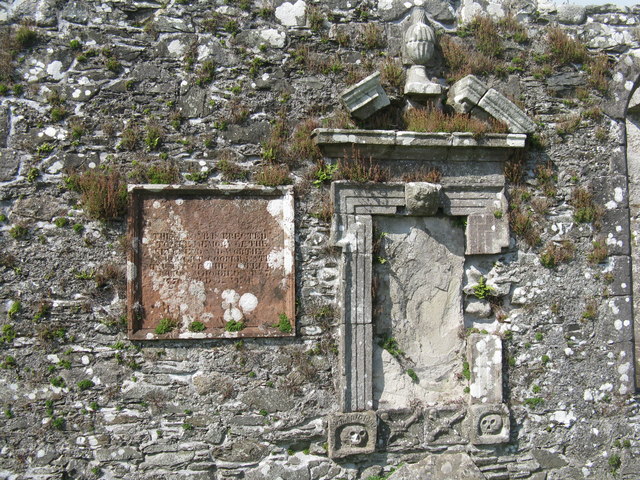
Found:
[463,265,483,296]
[404,182,441,215]
[485,263,512,297]
[467,334,503,405]
[465,298,492,318]
[478,88,537,134]
[448,75,536,134]
[447,75,488,114]
[465,213,510,255]
[340,72,390,120]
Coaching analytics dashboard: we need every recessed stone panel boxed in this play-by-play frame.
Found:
[127,185,295,340]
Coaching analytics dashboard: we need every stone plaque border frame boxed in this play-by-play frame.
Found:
[317,129,527,414]
[126,184,295,340]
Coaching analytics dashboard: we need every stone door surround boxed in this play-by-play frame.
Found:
[315,129,525,413]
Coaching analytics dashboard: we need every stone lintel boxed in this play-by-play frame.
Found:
[331,182,405,244]
[313,129,526,162]
[341,72,390,120]
[469,403,510,445]
[442,186,505,217]
[467,334,503,404]
[328,411,377,459]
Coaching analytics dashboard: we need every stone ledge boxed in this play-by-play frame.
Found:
[312,128,527,161]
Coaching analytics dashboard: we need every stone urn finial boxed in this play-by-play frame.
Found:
[403,7,442,97]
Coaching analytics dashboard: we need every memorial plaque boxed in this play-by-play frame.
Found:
[127,185,295,339]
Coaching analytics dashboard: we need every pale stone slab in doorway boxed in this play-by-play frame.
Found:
[373,216,466,409]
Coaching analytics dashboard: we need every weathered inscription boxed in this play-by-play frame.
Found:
[145,231,270,282]
[127,186,295,340]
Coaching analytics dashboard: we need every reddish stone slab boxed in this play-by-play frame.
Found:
[127,185,295,339]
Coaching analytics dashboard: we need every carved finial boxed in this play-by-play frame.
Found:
[404,7,435,66]
[403,6,441,98]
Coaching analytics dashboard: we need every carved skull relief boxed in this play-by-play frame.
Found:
[469,404,510,445]
[328,411,377,458]
[479,413,503,435]
[339,424,369,447]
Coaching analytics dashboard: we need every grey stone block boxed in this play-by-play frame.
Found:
[341,72,390,120]
[465,213,509,255]
[477,88,537,134]
[601,208,631,256]
[448,75,488,114]
[0,149,20,182]
[388,452,486,479]
[557,4,587,24]
[468,403,510,445]
[467,334,503,404]
[605,255,632,296]
[547,72,586,97]
[598,295,634,345]
[465,298,492,318]
[327,411,377,459]
[591,174,628,209]
[404,182,441,215]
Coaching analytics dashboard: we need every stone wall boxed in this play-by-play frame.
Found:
[1,0,640,479]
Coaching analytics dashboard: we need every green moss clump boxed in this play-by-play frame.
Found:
[188,321,206,332]
[155,318,177,335]
[275,313,292,333]
[225,320,245,332]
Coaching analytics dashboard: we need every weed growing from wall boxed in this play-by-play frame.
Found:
[66,170,127,221]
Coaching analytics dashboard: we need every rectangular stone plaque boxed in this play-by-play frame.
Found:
[127,185,295,340]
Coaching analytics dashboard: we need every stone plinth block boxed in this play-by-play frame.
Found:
[127,185,295,340]
[469,404,510,445]
[447,75,488,114]
[341,72,390,120]
[465,213,509,255]
[405,182,442,215]
[328,411,377,459]
[388,452,486,480]
[478,88,536,134]
[467,334,503,404]
[404,66,443,97]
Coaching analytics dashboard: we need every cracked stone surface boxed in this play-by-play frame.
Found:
[373,216,466,409]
